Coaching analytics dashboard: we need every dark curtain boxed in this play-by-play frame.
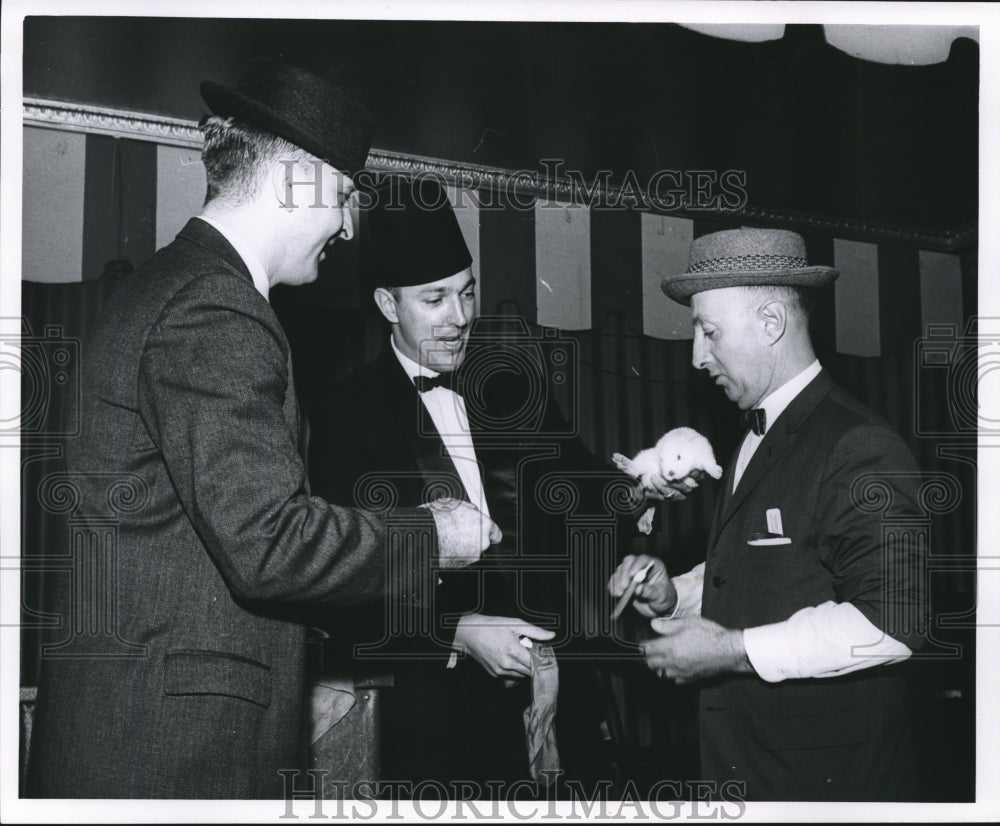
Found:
[19,268,129,687]
[19,261,976,799]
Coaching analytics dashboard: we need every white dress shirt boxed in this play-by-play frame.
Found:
[390,337,489,519]
[668,361,912,682]
[732,360,821,491]
[196,214,271,302]
[391,340,488,669]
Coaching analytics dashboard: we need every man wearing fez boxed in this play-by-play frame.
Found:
[610,228,925,801]
[308,176,684,794]
[28,62,498,799]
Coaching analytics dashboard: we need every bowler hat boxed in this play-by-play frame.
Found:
[364,176,473,288]
[200,59,374,176]
[661,228,838,305]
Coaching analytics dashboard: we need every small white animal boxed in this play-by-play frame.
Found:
[613,427,724,534]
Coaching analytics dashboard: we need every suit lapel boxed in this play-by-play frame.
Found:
[708,450,739,546]
[378,350,469,503]
[713,371,835,539]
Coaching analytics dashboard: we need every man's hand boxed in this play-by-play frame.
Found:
[424,498,502,569]
[644,467,706,502]
[452,615,555,679]
[643,615,752,684]
[608,554,676,618]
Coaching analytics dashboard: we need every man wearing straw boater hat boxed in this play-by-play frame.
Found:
[610,228,925,800]
[27,61,498,799]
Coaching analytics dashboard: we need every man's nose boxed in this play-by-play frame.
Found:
[447,295,469,326]
[692,333,707,370]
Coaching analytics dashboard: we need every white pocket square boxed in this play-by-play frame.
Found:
[747,536,792,546]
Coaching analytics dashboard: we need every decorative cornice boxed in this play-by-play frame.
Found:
[24,97,203,148]
[22,98,976,253]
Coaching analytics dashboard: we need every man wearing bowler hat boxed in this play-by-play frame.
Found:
[610,228,926,800]
[27,61,498,799]
[307,176,679,794]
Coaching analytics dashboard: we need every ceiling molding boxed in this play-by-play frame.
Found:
[23,97,975,253]
[24,98,202,148]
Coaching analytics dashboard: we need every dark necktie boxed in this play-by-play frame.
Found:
[413,373,455,393]
[740,407,766,436]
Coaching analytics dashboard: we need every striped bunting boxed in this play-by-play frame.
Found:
[834,239,881,357]
[20,124,972,359]
[640,213,694,340]
[534,200,590,330]
[156,144,205,250]
[22,127,86,284]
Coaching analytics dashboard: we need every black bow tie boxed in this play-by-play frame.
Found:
[413,373,455,393]
[740,408,767,436]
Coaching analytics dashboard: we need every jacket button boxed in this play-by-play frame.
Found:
[711,575,725,588]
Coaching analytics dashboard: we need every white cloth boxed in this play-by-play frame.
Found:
[308,678,356,744]
[667,360,912,682]
[195,214,271,301]
[390,337,489,518]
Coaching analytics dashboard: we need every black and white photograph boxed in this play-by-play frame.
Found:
[1,0,997,821]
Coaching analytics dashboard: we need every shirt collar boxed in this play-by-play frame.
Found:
[196,214,270,302]
[390,335,442,383]
[755,360,822,429]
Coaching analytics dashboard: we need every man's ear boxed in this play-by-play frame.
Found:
[269,159,296,211]
[270,157,321,211]
[759,299,788,345]
[373,287,399,324]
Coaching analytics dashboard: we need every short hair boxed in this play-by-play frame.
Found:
[200,115,310,207]
[742,284,817,320]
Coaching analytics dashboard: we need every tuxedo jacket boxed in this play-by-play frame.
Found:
[27,219,434,799]
[698,370,926,801]
[307,345,636,785]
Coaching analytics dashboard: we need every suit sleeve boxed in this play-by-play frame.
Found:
[814,422,927,651]
[540,394,650,536]
[741,423,926,682]
[137,273,436,613]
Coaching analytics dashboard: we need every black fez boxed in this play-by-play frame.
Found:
[364,176,473,288]
[200,59,374,176]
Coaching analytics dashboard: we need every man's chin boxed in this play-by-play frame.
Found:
[277,266,319,287]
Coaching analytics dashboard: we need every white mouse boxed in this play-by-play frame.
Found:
[612,427,723,534]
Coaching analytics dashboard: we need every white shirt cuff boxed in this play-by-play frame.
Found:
[743,601,912,683]
[666,562,705,618]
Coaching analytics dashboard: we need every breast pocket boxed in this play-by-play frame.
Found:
[164,649,272,708]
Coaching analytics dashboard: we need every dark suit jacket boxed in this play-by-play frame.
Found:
[698,370,925,801]
[308,345,637,787]
[27,219,434,799]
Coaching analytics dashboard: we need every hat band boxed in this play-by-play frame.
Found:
[687,254,809,274]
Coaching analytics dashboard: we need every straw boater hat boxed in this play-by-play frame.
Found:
[660,228,839,305]
[200,59,374,176]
